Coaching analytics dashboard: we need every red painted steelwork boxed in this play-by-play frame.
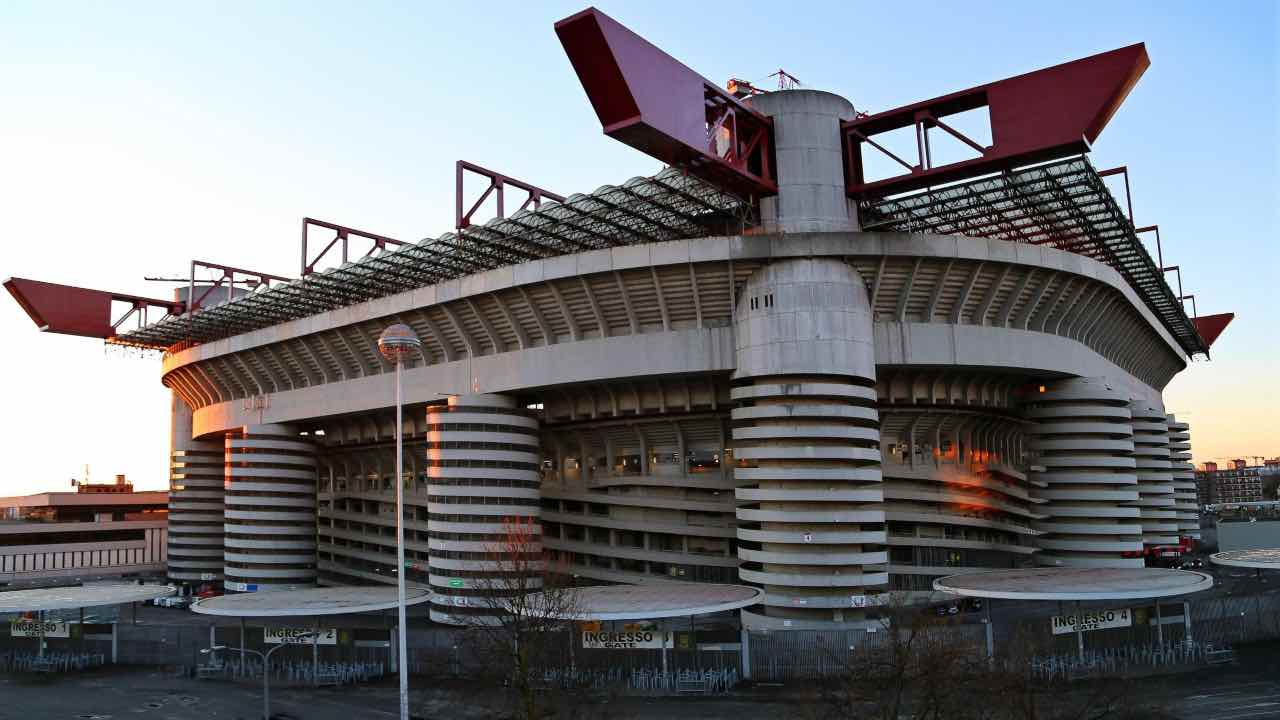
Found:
[845,44,1149,198]
[4,277,183,339]
[456,161,566,230]
[301,218,408,277]
[187,260,291,313]
[555,8,775,198]
[1192,313,1234,349]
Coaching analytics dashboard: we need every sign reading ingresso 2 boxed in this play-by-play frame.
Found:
[10,620,70,638]
[582,630,671,650]
[263,627,338,645]
[1050,608,1132,635]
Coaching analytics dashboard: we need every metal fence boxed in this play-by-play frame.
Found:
[746,624,987,681]
[3,590,1277,691]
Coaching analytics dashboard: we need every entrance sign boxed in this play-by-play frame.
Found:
[264,627,337,645]
[1050,608,1131,635]
[10,620,70,638]
[582,630,671,649]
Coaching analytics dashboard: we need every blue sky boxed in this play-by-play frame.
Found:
[0,1,1275,494]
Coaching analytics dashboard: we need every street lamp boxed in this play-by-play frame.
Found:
[378,323,420,720]
[203,631,317,720]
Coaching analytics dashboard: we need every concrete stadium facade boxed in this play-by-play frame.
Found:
[152,90,1201,628]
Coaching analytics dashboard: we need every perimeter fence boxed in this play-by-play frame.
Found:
[0,590,1276,690]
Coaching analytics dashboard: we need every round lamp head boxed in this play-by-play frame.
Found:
[378,323,421,363]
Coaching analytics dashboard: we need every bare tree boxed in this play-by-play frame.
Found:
[807,593,992,720]
[805,595,1163,720]
[462,516,583,720]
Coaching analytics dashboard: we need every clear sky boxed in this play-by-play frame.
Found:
[0,1,1275,496]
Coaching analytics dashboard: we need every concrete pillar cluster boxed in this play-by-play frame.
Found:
[223,424,318,592]
[731,258,887,625]
[166,394,226,584]
[424,394,542,624]
[1128,399,1178,547]
[1027,378,1144,568]
[1166,415,1200,538]
[747,90,860,233]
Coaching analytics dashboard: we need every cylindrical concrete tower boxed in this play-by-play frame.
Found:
[425,394,542,624]
[1027,378,1144,567]
[1167,415,1200,538]
[223,424,318,592]
[1127,399,1178,547]
[747,90,860,233]
[166,394,226,586]
[732,258,886,627]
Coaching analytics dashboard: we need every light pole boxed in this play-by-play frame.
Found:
[378,323,421,720]
[204,632,316,720]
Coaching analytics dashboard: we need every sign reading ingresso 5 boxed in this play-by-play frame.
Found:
[10,620,70,638]
[264,627,338,645]
[1050,608,1132,635]
[582,630,671,650]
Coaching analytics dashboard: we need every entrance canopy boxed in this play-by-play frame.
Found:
[530,583,762,621]
[0,583,175,613]
[1211,549,1280,570]
[191,586,431,617]
[934,567,1213,601]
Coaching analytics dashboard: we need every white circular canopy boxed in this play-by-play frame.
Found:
[0,583,175,613]
[933,567,1213,601]
[1211,549,1280,570]
[529,584,762,621]
[192,586,431,617]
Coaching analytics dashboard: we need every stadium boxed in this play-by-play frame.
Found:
[4,8,1232,630]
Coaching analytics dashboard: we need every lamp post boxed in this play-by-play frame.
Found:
[204,632,316,720]
[378,323,421,720]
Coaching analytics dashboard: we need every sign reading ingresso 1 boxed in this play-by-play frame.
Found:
[10,620,70,638]
[263,627,338,645]
[1050,608,1132,635]
[582,630,671,650]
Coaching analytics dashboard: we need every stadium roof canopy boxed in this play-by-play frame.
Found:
[111,169,750,349]
[860,157,1208,356]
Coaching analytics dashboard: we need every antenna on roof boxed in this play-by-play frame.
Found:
[769,69,802,90]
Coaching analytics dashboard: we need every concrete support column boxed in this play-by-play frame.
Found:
[1166,415,1200,539]
[731,258,886,627]
[1127,399,1178,547]
[748,90,860,233]
[166,393,226,586]
[223,423,318,592]
[1026,378,1144,568]
[425,394,541,624]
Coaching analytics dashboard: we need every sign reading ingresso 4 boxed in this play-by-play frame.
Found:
[582,630,671,650]
[1050,608,1132,635]
[263,627,338,645]
[10,620,70,638]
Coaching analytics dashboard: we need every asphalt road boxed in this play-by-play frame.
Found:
[0,667,796,720]
[1167,680,1280,720]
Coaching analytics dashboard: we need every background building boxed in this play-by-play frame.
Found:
[1197,461,1269,506]
[4,8,1232,628]
[0,479,167,585]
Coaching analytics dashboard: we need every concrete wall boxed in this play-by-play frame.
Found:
[1217,520,1280,551]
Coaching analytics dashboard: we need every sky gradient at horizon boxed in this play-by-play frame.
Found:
[0,0,1275,496]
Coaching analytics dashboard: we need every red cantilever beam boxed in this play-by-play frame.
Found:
[846,43,1150,198]
[1192,313,1234,350]
[3,277,183,339]
[555,7,776,197]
